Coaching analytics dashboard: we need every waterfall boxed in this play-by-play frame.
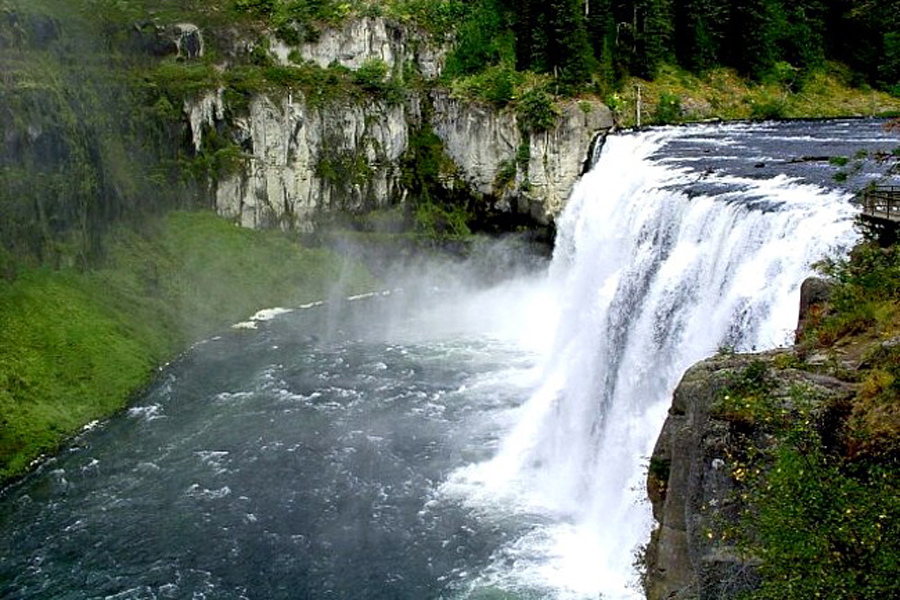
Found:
[445,126,860,598]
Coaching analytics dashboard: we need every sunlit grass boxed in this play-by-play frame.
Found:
[0,210,375,482]
[614,63,900,127]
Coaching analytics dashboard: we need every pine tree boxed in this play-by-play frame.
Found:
[512,0,548,72]
[633,0,673,78]
[781,0,826,73]
[546,0,595,85]
[673,0,729,71]
[726,0,780,79]
[586,0,621,86]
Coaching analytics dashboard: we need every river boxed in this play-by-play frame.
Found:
[1,120,898,599]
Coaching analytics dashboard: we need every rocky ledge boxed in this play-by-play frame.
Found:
[643,277,857,600]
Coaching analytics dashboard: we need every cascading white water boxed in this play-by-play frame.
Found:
[444,126,860,598]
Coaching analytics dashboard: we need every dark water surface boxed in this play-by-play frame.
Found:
[0,292,543,599]
[2,119,899,600]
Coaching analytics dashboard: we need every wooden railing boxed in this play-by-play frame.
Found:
[857,186,900,222]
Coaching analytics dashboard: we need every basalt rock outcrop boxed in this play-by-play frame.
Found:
[431,91,611,225]
[644,336,855,599]
[201,93,413,230]
[181,17,613,232]
[270,16,446,80]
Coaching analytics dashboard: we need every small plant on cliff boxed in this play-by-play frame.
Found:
[655,92,682,124]
[516,88,558,133]
[805,243,900,347]
[413,201,471,241]
[353,58,390,92]
[234,0,278,16]
[733,397,900,599]
[714,357,900,599]
[715,360,777,425]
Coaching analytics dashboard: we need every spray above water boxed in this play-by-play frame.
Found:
[2,122,890,600]
[445,125,861,598]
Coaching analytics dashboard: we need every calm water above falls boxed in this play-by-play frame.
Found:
[1,120,897,600]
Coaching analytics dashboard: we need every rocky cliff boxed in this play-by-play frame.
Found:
[182,18,613,232]
[644,338,857,599]
[431,91,611,225]
[189,90,414,230]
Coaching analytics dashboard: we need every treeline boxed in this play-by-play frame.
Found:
[447,0,900,92]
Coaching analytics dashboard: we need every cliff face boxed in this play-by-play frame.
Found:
[0,6,166,262]
[644,349,854,600]
[270,16,447,80]
[2,7,613,247]
[183,18,613,232]
[189,91,413,231]
[431,91,611,224]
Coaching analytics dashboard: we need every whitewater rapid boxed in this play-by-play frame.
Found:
[3,121,895,600]
[444,124,862,598]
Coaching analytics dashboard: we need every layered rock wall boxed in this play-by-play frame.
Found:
[183,18,613,232]
[209,94,412,230]
[431,92,612,224]
[270,17,446,80]
[645,350,854,600]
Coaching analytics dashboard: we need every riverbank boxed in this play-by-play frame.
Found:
[0,211,375,484]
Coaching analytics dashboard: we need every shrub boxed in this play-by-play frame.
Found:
[829,156,850,166]
[750,98,787,120]
[517,88,558,133]
[234,0,278,17]
[494,158,517,189]
[480,65,516,106]
[767,61,801,90]
[737,404,900,600]
[353,58,389,92]
[655,92,682,124]
[414,201,471,241]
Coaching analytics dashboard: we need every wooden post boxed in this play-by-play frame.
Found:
[635,84,642,128]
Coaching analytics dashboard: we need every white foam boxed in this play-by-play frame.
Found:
[446,127,858,598]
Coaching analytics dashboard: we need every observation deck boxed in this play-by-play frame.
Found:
[857,186,900,245]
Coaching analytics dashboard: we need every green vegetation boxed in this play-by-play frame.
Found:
[413,201,471,241]
[805,243,900,354]
[715,364,900,599]
[613,64,900,126]
[42,0,900,130]
[437,0,900,106]
[0,211,375,482]
[712,242,900,599]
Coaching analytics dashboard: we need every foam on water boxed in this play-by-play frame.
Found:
[443,126,859,598]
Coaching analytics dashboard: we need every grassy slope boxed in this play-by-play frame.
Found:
[0,211,374,482]
[610,64,900,127]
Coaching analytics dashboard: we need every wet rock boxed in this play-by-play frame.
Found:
[172,23,203,59]
[128,21,177,57]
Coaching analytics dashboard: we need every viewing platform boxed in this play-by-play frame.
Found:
[856,186,900,245]
[858,186,900,223]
